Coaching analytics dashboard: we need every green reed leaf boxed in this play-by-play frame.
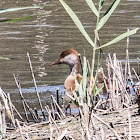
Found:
[60,0,95,48]
[0,6,40,14]
[82,57,87,96]
[98,28,138,49]
[0,56,10,60]
[85,0,99,17]
[97,0,120,30]
[95,83,104,96]
[0,11,51,23]
[0,15,37,22]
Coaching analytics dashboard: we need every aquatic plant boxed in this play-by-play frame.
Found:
[59,0,138,139]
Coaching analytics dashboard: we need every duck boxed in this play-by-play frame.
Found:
[50,49,110,113]
[50,49,82,92]
[50,49,109,92]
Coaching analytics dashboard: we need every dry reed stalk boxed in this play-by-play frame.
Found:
[128,111,132,140]
[10,102,24,122]
[14,74,39,122]
[55,112,62,120]
[0,87,15,125]
[125,32,135,101]
[94,99,102,109]
[125,30,130,83]
[45,105,60,139]
[23,124,29,139]
[14,74,29,122]
[106,57,113,110]
[99,125,105,140]
[51,95,66,118]
[15,119,25,140]
[27,52,46,120]
[45,105,59,131]
[58,129,67,140]
[7,93,16,127]
[34,107,39,120]
[77,88,91,140]
[137,58,140,75]
[132,68,139,81]
[51,102,55,119]
[0,102,6,139]
[56,88,59,106]
[107,53,132,109]
[92,112,121,140]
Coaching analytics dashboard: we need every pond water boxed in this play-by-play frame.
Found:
[0,0,139,113]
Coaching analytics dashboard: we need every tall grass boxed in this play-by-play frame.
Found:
[59,0,138,139]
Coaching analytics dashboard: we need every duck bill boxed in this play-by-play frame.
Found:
[50,59,61,66]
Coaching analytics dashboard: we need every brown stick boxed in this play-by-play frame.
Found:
[92,112,121,140]
[128,111,132,140]
[11,103,24,122]
[15,119,25,140]
[0,102,6,138]
[132,68,139,81]
[51,95,66,118]
[7,93,16,127]
[14,74,39,122]
[0,87,14,125]
[27,52,46,120]
[45,105,59,131]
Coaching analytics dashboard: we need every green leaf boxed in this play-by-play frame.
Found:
[82,57,87,96]
[0,56,10,60]
[98,28,138,49]
[97,0,120,30]
[0,15,37,22]
[0,11,51,23]
[99,0,104,10]
[0,6,40,14]
[85,0,99,17]
[95,83,104,96]
[59,0,95,48]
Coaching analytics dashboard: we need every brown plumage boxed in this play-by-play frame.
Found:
[50,49,110,93]
[50,49,82,92]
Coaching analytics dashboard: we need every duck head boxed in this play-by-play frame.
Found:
[50,49,80,75]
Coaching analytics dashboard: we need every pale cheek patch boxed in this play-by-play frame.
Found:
[64,54,77,65]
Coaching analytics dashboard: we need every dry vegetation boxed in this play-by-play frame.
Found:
[0,49,140,140]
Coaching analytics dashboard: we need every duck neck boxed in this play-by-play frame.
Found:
[69,60,80,76]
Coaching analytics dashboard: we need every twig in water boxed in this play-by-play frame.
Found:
[10,102,24,122]
[51,95,66,118]
[132,68,139,81]
[14,74,39,122]
[45,105,59,131]
[27,52,46,120]
[56,88,60,113]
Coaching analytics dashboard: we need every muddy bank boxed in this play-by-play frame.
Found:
[5,104,140,140]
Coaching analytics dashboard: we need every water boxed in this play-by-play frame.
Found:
[0,0,139,113]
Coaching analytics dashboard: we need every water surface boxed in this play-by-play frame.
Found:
[0,0,139,113]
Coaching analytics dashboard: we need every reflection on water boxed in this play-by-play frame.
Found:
[10,85,64,114]
[11,85,64,94]
[0,0,139,113]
